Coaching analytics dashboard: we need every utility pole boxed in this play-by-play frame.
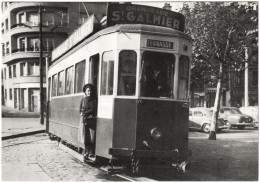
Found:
[39,5,44,124]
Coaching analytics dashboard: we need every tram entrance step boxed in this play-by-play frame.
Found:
[100,166,124,174]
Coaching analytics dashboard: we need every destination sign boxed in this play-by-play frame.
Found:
[147,39,174,49]
[107,4,185,32]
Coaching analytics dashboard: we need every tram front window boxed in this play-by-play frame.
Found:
[117,50,137,96]
[140,52,175,98]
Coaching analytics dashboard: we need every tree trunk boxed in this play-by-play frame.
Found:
[209,63,223,140]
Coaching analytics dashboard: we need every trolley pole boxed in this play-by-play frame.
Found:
[39,6,44,124]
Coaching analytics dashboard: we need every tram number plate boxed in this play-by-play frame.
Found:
[147,39,174,49]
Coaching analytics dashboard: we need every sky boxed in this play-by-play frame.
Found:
[132,1,184,12]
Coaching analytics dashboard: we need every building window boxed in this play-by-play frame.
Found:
[252,71,258,87]
[6,42,9,55]
[28,62,39,75]
[57,11,68,26]
[75,60,86,93]
[5,89,7,100]
[178,56,190,100]
[65,66,74,95]
[42,12,54,26]
[2,44,5,56]
[117,50,137,96]
[52,74,58,97]
[9,66,12,78]
[5,19,8,31]
[20,63,26,76]
[58,70,65,96]
[9,88,12,100]
[27,12,39,26]
[28,38,39,51]
[4,68,6,79]
[18,37,25,51]
[18,12,26,24]
[101,51,114,95]
[13,65,16,77]
[42,38,55,51]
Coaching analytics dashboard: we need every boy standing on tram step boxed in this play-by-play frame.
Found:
[78,84,97,158]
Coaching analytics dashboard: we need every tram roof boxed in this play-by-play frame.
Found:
[51,24,192,64]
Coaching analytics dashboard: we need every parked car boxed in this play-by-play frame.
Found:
[189,107,228,133]
[239,106,259,128]
[218,107,253,129]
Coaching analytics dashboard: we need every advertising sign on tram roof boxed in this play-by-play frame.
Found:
[52,15,95,61]
[107,4,185,32]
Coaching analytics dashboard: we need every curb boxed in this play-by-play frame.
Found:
[2,130,46,140]
[2,114,41,118]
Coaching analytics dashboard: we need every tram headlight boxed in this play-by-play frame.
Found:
[150,128,162,139]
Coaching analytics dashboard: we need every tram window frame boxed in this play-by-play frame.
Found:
[52,74,58,97]
[65,66,74,95]
[100,51,114,95]
[178,56,190,100]
[48,77,51,101]
[74,60,86,94]
[117,50,137,96]
[140,51,175,98]
[58,70,65,96]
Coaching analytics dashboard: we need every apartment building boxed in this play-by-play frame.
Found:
[1,2,106,112]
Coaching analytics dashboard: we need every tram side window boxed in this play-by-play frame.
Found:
[75,60,86,93]
[52,74,58,97]
[101,51,114,95]
[178,56,190,100]
[48,77,51,101]
[140,51,175,98]
[58,70,65,96]
[65,66,74,95]
[117,50,137,96]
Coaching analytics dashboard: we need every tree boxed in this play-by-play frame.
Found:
[181,2,258,140]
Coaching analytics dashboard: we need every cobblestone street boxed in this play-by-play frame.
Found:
[2,134,123,181]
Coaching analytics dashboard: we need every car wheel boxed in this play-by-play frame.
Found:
[226,121,232,129]
[202,124,210,133]
[237,126,245,130]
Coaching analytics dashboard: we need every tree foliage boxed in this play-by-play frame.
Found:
[181,2,258,139]
[182,2,258,86]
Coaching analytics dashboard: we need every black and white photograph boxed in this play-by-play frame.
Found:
[1,1,258,181]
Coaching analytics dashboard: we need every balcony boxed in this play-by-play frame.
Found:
[3,49,50,64]
[10,22,69,36]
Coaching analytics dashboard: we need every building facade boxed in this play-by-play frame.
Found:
[1,2,106,112]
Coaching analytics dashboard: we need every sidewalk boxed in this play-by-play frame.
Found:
[2,105,40,118]
[2,106,46,139]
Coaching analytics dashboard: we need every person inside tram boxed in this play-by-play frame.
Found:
[142,66,159,97]
[78,84,97,158]
[156,70,170,97]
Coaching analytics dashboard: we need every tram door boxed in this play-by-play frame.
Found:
[89,54,99,97]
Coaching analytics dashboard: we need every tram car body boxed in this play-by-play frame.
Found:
[47,4,192,171]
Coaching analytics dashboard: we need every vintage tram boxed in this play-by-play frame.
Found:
[47,4,192,173]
